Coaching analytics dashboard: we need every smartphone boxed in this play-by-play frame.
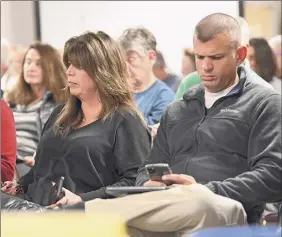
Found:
[145,163,173,185]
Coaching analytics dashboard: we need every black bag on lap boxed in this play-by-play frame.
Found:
[1,191,85,212]
[24,159,73,206]
[1,191,46,212]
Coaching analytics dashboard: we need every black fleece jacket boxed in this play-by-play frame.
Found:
[136,66,282,223]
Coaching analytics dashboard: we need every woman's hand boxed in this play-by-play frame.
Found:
[149,123,160,139]
[24,156,35,167]
[1,181,21,195]
[48,188,82,209]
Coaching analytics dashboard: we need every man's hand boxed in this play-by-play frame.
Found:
[143,180,166,187]
[162,174,196,185]
[48,188,82,209]
[143,174,196,187]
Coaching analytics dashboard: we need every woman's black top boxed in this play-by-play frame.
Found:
[18,105,151,201]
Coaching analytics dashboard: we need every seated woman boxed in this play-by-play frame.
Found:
[248,38,281,94]
[1,99,17,182]
[4,42,67,178]
[2,31,151,206]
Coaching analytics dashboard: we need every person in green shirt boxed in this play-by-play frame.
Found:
[175,71,201,99]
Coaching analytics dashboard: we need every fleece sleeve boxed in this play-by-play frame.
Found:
[205,94,282,212]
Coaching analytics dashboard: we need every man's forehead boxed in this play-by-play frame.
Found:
[126,50,149,61]
[193,34,233,54]
[193,32,232,43]
[127,50,141,56]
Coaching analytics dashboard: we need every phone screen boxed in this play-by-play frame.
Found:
[145,164,173,185]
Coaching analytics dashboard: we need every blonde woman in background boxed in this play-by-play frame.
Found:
[1,44,27,94]
[4,42,67,178]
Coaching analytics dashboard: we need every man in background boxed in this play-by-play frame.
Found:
[181,48,196,77]
[153,50,181,92]
[119,28,174,126]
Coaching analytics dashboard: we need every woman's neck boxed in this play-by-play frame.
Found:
[31,85,47,100]
[81,97,102,122]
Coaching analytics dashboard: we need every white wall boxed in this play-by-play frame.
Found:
[1,1,36,46]
[40,1,239,74]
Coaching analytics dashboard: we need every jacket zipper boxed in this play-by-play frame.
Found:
[185,96,226,174]
[184,99,206,174]
[194,95,229,150]
[183,84,241,174]
[194,100,207,155]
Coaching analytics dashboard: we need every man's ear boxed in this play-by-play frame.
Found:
[148,50,156,62]
[236,46,247,66]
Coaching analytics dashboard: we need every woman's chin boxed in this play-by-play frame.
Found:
[69,88,80,97]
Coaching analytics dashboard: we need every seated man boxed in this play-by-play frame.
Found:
[119,28,175,126]
[136,13,281,225]
[153,50,181,93]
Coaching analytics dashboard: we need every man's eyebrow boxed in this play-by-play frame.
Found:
[195,53,225,57]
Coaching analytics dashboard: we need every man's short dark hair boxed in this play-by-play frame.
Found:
[194,13,241,48]
[183,48,196,71]
[154,50,166,68]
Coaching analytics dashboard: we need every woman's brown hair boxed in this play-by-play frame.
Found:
[249,38,277,83]
[54,31,144,136]
[5,42,66,105]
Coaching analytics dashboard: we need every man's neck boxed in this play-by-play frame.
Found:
[134,72,156,93]
[205,74,239,94]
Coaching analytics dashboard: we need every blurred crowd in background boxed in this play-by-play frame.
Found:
[0,1,281,236]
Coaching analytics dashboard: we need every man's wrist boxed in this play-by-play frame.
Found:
[205,182,217,193]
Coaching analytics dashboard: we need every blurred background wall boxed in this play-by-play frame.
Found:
[1,1,281,75]
[38,1,239,74]
[244,1,281,38]
[1,1,36,46]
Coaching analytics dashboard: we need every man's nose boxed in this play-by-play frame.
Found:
[202,58,214,72]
